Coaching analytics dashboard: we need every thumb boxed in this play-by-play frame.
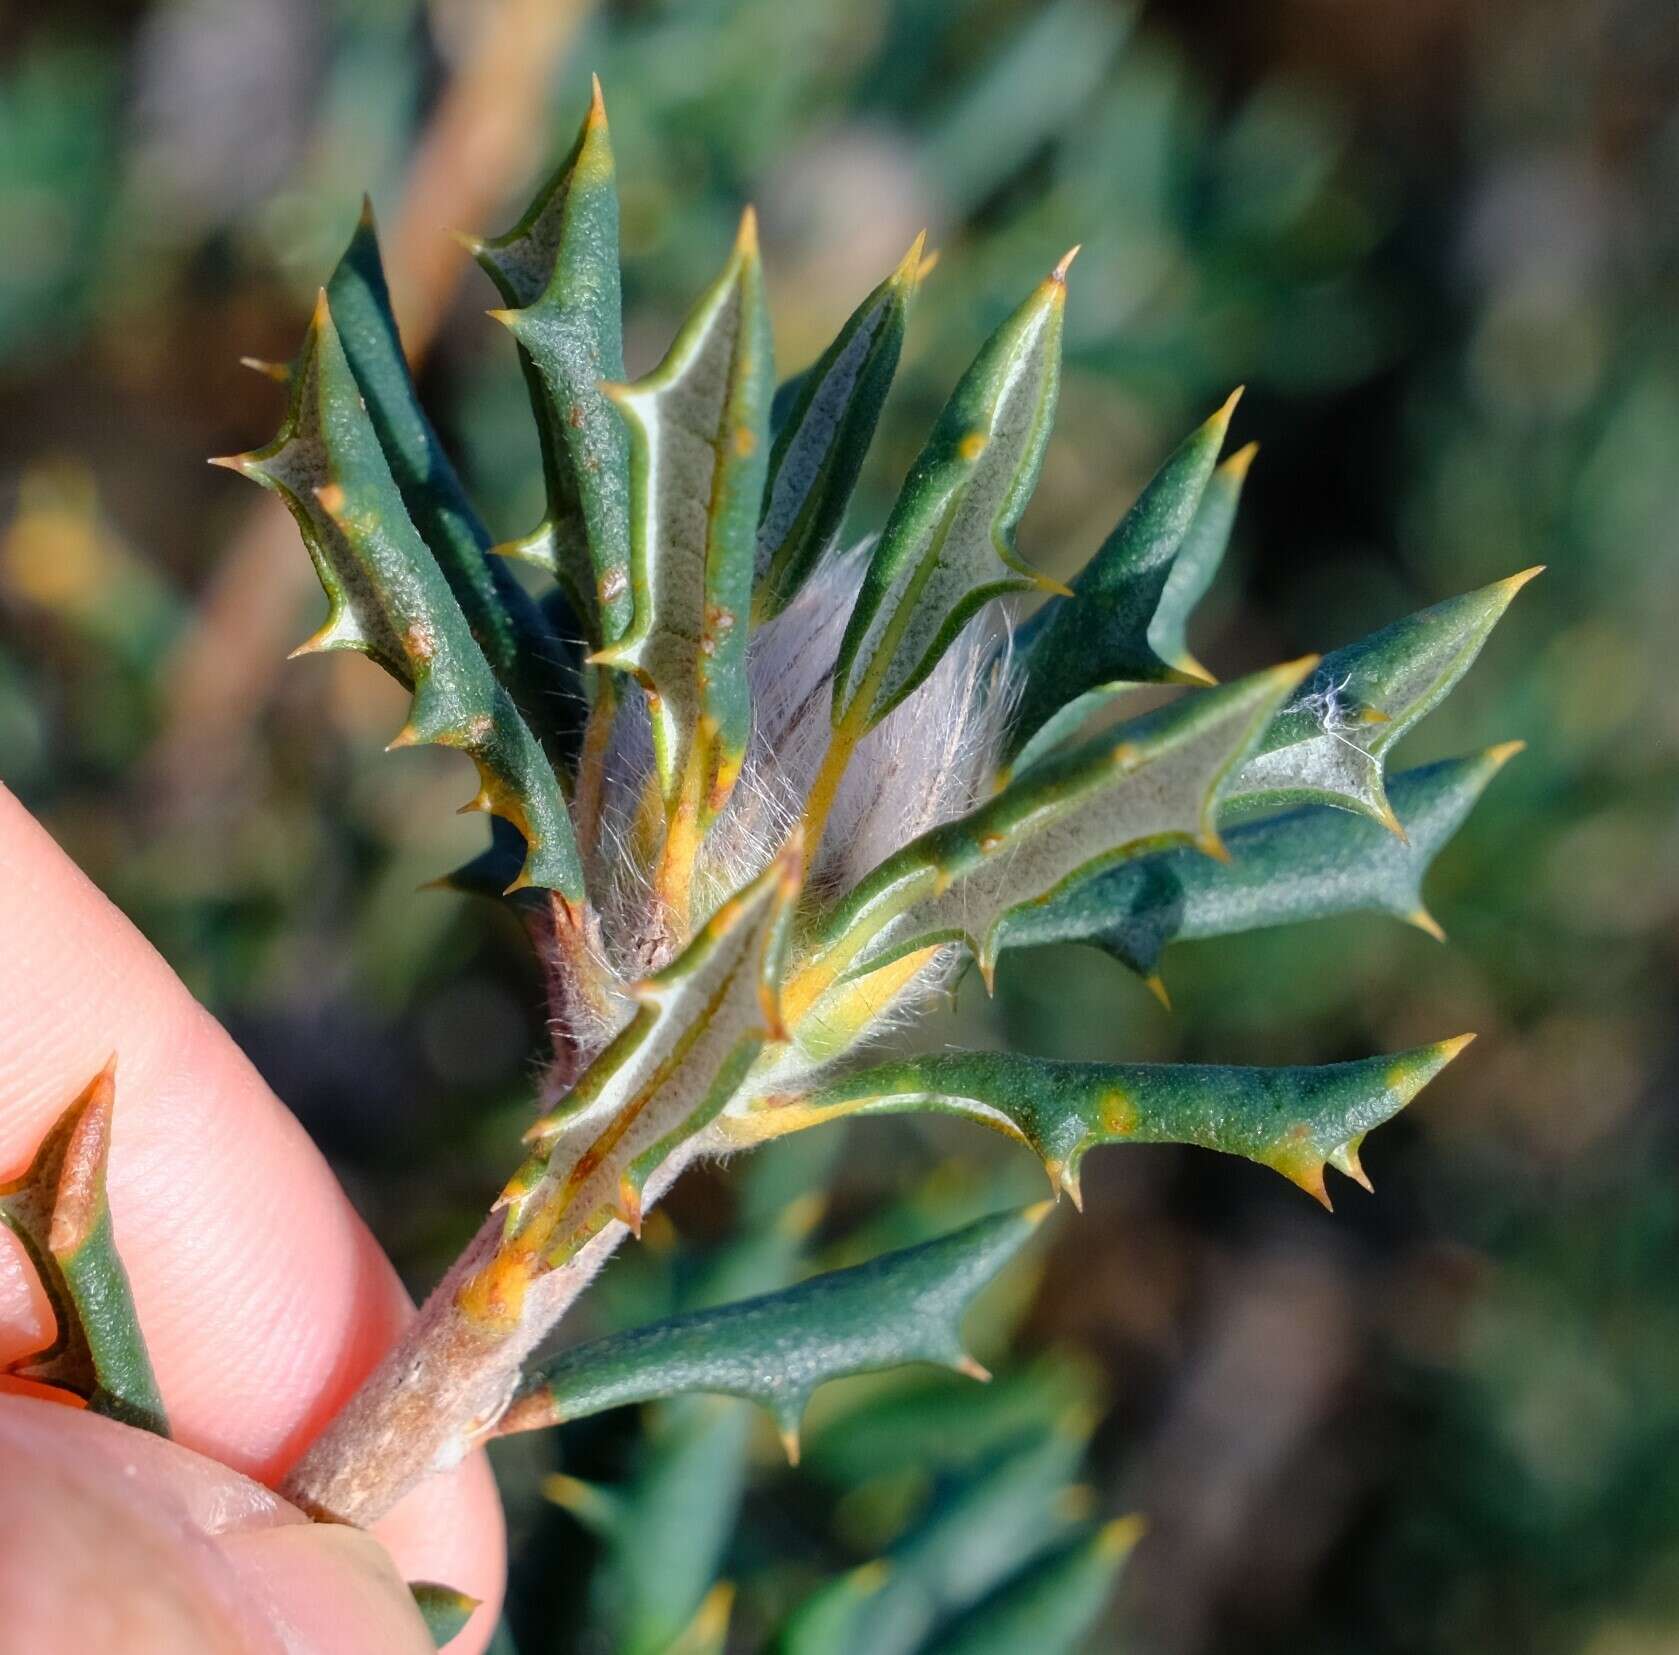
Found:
[0,1397,440,1654]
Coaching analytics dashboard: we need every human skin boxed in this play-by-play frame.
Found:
[0,786,506,1653]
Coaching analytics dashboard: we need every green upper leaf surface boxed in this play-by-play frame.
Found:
[831,256,1072,733]
[228,294,583,897]
[0,1064,169,1437]
[510,1204,1047,1443]
[596,211,774,819]
[325,200,578,742]
[798,1039,1471,1208]
[472,80,632,644]
[753,238,922,622]
[1229,569,1540,827]
[1007,393,1239,764]
[1000,743,1524,980]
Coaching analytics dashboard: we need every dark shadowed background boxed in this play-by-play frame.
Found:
[2,1,1676,1650]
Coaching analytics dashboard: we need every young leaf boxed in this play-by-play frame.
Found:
[1229,568,1542,829]
[217,294,584,897]
[1000,743,1525,991]
[409,1582,479,1648]
[808,657,1312,994]
[921,1517,1144,1655]
[326,199,579,742]
[0,1062,169,1437]
[1007,392,1240,765]
[469,77,632,644]
[830,251,1075,737]
[497,1203,1049,1454]
[753,235,925,622]
[593,209,774,846]
[457,839,803,1325]
[780,1038,1473,1208]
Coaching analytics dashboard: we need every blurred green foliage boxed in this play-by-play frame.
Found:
[1,1,1674,1651]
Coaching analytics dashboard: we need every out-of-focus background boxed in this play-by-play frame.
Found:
[2,0,1676,1649]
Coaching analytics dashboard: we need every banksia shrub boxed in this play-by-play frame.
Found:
[6,79,1534,1646]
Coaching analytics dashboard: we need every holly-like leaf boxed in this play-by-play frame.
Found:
[325,199,579,744]
[1000,743,1525,994]
[781,1038,1472,1208]
[806,658,1312,997]
[1007,393,1240,766]
[409,1583,479,1648]
[594,209,774,847]
[457,839,803,1326]
[1229,568,1541,829]
[0,1062,168,1437]
[498,1203,1049,1456]
[830,251,1075,738]
[921,1517,1144,1655]
[217,293,584,898]
[469,77,632,645]
[753,235,925,622]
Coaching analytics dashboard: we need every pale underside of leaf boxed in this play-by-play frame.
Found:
[832,262,1071,735]
[598,213,772,826]
[817,658,1313,990]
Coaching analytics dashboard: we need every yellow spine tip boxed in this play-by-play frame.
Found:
[448,227,485,255]
[1196,829,1231,864]
[1143,972,1172,1010]
[1486,738,1527,767]
[485,307,519,330]
[1502,564,1546,592]
[1216,384,1246,424]
[206,453,253,473]
[1436,1032,1478,1063]
[1098,1514,1149,1557]
[736,204,760,256]
[852,1560,892,1595]
[587,72,608,128]
[1407,907,1448,943]
[779,1424,801,1465]
[1376,798,1410,843]
[309,287,331,331]
[1171,654,1217,687]
[1279,651,1322,686]
[1033,569,1076,599]
[1023,1197,1057,1226]
[237,356,291,384]
[1050,244,1082,284]
[895,228,930,287]
[1222,439,1260,480]
[952,1354,993,1383]
[916,246,942,280]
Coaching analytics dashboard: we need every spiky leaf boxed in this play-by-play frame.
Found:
[409,1583,479,1648]
[808,658,1311,994]
[458,841,802,1324]
[471,78,631,643]
[595,210,773,834]
[783,1039,1472,1208]
[222,295,583,896]
[830,254,1073,735]
[921,1517,1144,1655]
[753,236,924,621]
[1007,394,1239,765]
[1001,744,1524,989]
[326,199,578,741]
[0,1063,168,1437]
[1229,569,1541,828]
[500,1204,1048,1452]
